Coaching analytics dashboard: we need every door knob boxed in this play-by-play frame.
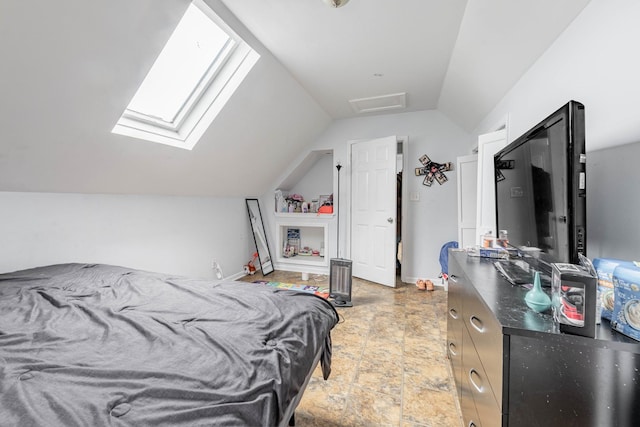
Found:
[387,217,394,223]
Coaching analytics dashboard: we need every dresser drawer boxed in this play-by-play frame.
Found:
[463,327,502,427]
[462,285,504,407]
[447,273,464,402]
[447,314,463,402]
[460,366,482,427]
[447,271,464,339]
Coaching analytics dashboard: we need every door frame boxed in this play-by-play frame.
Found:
[456,154,478,250]
[345,135,408,283]
[474,114,510,245]
[475,129,508,245]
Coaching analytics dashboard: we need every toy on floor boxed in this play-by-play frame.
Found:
[416,279,434,291]
[244,252,259,275]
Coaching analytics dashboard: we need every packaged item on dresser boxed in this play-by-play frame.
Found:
[551,263,597,338]
[611,263,640,342]
[467,247,509,259]
[481,230,496,248]
[593,258,634,321]
[577,254,600,324]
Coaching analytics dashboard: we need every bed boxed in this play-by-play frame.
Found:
[0,263,338,426]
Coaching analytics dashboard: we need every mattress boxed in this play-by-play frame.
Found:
[0,263,338,426]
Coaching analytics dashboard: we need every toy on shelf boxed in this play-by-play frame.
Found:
[299,246,312,256]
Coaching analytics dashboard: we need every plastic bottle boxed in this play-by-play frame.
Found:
[482,231,494,248]
[498,230,509,248]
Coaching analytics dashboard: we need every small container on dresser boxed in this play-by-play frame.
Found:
[551,262,597,338]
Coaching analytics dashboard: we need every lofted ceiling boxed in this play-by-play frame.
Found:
[220,0,591,129]
[0,0,591,197]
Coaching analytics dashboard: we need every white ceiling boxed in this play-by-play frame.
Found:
[0,0,591,197]
[220,0,591,128]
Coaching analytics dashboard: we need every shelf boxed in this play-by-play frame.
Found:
[275,221,329,271]
[279,255,326,265]
[272,148,334,274]
[275,212,334,219]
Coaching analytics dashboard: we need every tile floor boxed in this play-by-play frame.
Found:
[239,270,463,427]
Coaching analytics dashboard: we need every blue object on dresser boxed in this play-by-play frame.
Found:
[439,241,458,278]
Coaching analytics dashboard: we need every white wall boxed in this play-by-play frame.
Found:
[288,153,333,206]
[474,0,640,262]
[0,192,252,279]
[476,0,640,151]
[266,110,475,282]
[587,142,640,261]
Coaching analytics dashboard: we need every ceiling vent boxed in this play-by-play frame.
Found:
[349,92,406,114]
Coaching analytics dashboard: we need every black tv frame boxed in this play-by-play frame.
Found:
[494,100,586,271]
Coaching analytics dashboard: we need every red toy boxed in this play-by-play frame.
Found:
[246,252,258,274]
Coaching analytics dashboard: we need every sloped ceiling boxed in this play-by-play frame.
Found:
[0,0,590,197]
[0,0,331,197]
[221,0,591,128]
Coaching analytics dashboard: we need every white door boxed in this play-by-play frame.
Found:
[351,136,397,287]
[475,129,508,245]
[457,154,478,250]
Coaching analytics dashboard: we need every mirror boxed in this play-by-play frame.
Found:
[245,199,274,276]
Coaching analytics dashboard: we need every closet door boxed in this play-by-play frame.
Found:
[457,154,478,250]
[351,136,397,287]
[475,129,507,245]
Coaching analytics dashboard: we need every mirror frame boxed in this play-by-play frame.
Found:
[245,199,274,276]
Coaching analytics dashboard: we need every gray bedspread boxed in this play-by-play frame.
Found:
[0,264,338,426]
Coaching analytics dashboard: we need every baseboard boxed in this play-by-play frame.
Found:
[272,262,329,276]
[226,270,247,281]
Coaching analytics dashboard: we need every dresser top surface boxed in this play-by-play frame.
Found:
[450,251,640,351]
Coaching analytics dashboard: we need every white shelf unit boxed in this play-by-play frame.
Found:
[274,214,332,274]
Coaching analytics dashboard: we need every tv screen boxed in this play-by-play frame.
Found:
[494,101,586,274]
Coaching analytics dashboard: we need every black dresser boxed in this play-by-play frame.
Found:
[447,250,640,427]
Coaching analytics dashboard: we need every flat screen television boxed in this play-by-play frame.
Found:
[494,100,586,277]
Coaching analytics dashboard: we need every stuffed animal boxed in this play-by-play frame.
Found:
[245,252,259,274]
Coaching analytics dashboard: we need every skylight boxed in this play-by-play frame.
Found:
[127,5,232,126]
[112,0,259,150]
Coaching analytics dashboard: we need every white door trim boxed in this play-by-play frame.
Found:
[457,154,478,250]
[398,136,409,284]
[475,129,508,245]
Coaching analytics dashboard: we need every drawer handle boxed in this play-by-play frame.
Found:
[469,368,484,393]
[449,308,459,319]
[469,315,484,333]
[448,342,458,356]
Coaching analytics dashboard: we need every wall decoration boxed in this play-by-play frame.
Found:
[415,154,453,187]
[495,159,515,182]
